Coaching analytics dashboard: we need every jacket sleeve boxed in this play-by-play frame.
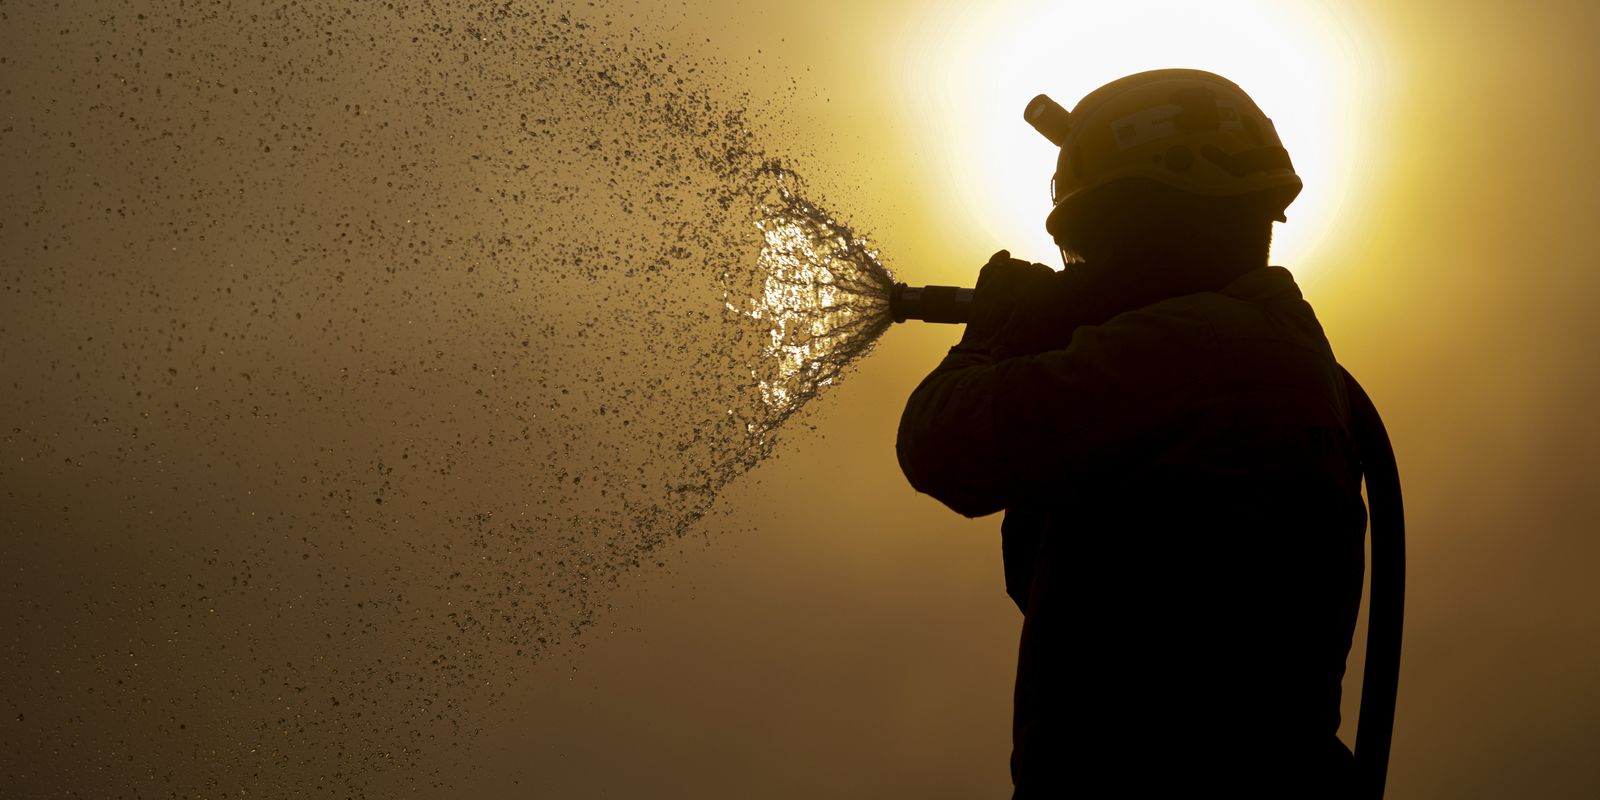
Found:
[895,302,1215,517]
[895,345,1010,517]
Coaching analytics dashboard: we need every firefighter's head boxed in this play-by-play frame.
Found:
[1025,70,1302,270]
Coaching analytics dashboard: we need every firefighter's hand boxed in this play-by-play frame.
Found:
[959,250,1063,358]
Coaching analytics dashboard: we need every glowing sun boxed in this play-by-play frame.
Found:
[890,0,1387,281]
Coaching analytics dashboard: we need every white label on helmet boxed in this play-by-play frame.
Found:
[1110,101,1245,150]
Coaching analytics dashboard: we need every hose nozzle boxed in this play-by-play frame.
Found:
[889,283,974,324]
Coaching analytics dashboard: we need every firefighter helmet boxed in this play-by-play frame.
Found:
[1024,69,1303,240]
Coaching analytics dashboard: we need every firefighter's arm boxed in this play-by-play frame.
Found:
[896,297,1213,517]
[894,251,1055,517]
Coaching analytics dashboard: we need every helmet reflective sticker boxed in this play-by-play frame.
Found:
[1037,69,1305,239]
[1111,101,1245,150]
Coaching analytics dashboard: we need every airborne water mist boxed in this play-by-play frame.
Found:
[730,165,897,440]
[0,1,901,796]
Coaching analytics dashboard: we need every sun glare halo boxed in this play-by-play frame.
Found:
[889,0,1386,283]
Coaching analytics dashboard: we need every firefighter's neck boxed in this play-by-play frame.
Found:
[1074,232,1266,320]
[1118,246,1262,290]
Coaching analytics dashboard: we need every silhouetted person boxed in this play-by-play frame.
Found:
[897,70,1366,798]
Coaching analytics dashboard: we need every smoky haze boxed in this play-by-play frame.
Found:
[4,0,1600,799]
[2,0,894,794]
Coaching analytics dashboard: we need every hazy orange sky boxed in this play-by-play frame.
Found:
[4,0,1599,797]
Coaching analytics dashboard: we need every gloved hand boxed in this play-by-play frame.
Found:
[958,250,1068,359]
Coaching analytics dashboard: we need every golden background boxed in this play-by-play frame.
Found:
[3,0,1597,796]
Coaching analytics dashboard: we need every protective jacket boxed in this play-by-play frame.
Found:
[897,265,1366,798]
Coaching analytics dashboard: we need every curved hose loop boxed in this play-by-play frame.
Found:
[1341,366,1405,800]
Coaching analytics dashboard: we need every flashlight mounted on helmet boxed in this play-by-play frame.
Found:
[1024,94,1072,147]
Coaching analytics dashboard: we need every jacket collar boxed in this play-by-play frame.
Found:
[1219,265,1305,304]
